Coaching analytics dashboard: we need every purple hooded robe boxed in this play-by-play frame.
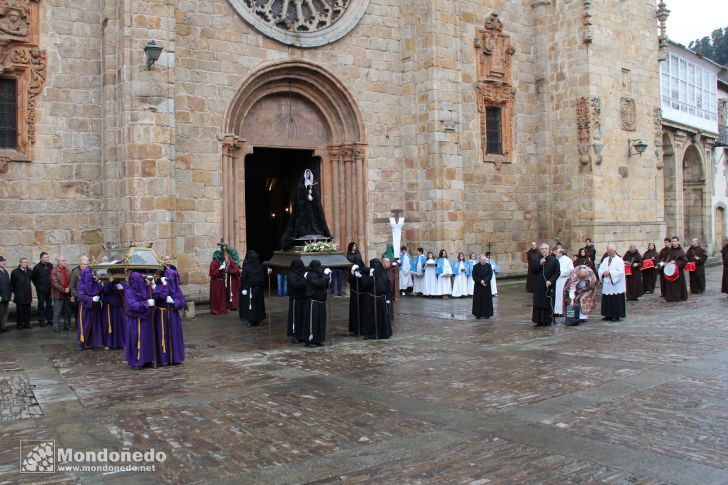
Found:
[124,272,155,367]
[76,267,103,348]
[152,267,186,365]
[101,280,127,349]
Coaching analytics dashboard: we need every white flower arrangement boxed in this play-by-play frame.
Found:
[303,241,338,253]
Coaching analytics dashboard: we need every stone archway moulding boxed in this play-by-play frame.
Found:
[220,60,367,254]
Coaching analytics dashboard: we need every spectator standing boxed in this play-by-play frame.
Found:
[69,256,89,330]
[31,252,53,327]
[11,258,33,329]
[0,256,10,332]
[50,257,72,332]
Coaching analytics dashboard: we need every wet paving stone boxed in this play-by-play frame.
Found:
[0,267,726,483]
[268,343,448,375]
[546,376,728,470]
[309,436,666,485]
[355,354,641,413]
[103,388,433,484]
[0,375,43,421]
[43,344,289,408]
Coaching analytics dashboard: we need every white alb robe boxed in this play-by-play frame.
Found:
[412,255,426,295]
[466,260,477,296]
[423,259,438,296]
[554,255,574,314]
[452,261,469,297]
[435,259,453,296]
[487,258,498,296]
[399,253,413,291]
[597,255,626,295]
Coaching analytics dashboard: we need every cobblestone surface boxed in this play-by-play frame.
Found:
[0,267,726,484]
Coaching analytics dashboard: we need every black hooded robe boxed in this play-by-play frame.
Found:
[472,262,494,319]
[346,243,366,336]
[531,254,560,325]
[302,261,330,345]
[286,259,307,341]
[360,259,392,340]
[239,251,266,325]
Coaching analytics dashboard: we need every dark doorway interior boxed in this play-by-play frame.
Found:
[244,147,320,263]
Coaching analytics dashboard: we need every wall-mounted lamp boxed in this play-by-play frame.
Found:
[144,41,163,70]
[628,139,648,157]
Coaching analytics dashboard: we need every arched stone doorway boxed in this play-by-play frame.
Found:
[682,144,706,243]
[662,132,677,237]
[220,61,367,257]
[715,205,726,252]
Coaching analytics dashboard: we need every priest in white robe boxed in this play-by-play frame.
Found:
[554,248,574,316]
[597,244,626,321]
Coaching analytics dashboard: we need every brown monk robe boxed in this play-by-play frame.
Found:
[641,243,659,293]
[657,238,671,297]
[685,239,708,294]
[662,238,688,302]
[525,243,540,293]
[622,246,643,301]
[722,243,728,296]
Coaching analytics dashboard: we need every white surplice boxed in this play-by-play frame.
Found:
[554,255,574,314]
[597,254,626,295]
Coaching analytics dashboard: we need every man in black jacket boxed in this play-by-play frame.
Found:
[0,256,10,332]
[530,243,560,326]
[31,252,53,327]
[11,258,33,329]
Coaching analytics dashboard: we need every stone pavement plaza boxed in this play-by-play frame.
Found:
[2,268,728,484]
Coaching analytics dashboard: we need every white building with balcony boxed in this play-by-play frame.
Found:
[660,41,724,253]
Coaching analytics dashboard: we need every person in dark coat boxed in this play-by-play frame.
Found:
[302,260,331,347]
[239,250,266,327]
[530,243,560,326]
[472,254,494,319]
[686,238,707,294]
[346,242,366,336]
[623,245,643,301]
[661,236,688,302]
[658,238,671,297]
[525,242,539,293]
[573,247,596,274]
[10,258,33,329]
[286,258,307,342]
[641,243,659,294]
[360,258,392,340]
[0,256,11,332]
[722,240,728,297]
[583,238,597,262]
[31,252,53,327]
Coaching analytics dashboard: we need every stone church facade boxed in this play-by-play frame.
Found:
[0,0,666,300]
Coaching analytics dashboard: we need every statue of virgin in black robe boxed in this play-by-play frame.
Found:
[239,250,266,326]
[280,169,332,249]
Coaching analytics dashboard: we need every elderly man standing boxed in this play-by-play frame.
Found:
[563,265,598,325]
[530,242,560,326]
[11,258,33,329]
[554,248,574,317]
[50,257,72,332]
[686,238,707,294]
[597,244,626,321]
[69,256,89,330]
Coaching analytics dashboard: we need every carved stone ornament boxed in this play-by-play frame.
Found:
[575,96,602,165]
[0,0,45,170]
[620,97,636,131]
[474,12,515,82]
[229,0,369,48]
[474,12,515,169]
[654,107,663,169]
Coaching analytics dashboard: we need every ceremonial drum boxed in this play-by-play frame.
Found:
[663,261,679,281]
[641,259,655,270]
[685,262,697,272]
[624,263,632,276]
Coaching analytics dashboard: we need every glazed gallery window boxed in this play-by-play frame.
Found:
[661,53,717,121]
[486,107,503,155]
[0,77,17,148]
